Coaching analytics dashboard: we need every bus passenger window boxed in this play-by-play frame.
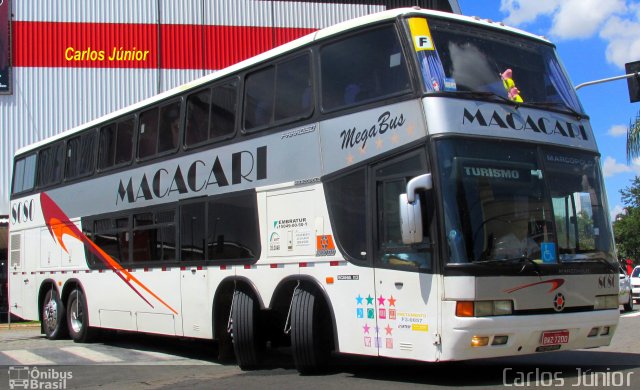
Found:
[186,90,211,146]
[12,154,36,194]
[36,142,64,188]
[274,54,311,121]
[158,102,182,153]
[244,66,275,130]
[65,130,96,180]
[181,202,206,262]
[138,107,159,159]
[320,25,410,111]
[210,82,237,139]
[98,118,134,170]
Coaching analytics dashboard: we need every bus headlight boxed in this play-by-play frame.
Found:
[456,300,513,317]
[594,295,618,310]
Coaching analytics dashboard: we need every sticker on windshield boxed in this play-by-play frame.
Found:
[408,18,434,51]
[541,242,556,263]
[443,78,457,91]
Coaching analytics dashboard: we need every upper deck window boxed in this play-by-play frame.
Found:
[12,154,36,194]
[410,17,583,114]
[185,81,237,147]
[36,142,64,188]
[320,25,411,111]
[138,100,182,159]
[98,117,134,171]
[243,53,312,132]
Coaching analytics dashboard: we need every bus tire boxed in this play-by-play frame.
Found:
[66,289,96,343]
[623,293,634,312]
[231,289,264,370]
[42,288,68,340]
[291,286,332,375]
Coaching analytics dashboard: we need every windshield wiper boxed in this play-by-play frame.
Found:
[525,101,583,120]
[475,255,544,278]
[448,91,521,109]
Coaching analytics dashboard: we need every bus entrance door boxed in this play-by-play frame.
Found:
[374,269,439,361]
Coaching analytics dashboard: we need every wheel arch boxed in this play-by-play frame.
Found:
[211,276,265,340]
[269,275,339,352]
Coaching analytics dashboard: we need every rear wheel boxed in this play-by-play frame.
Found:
[66,289,97,342]
[231,289,265,370]
[290,286,333,375]
[42,288,67,340]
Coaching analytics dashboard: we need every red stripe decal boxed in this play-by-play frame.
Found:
[13,21,315,69]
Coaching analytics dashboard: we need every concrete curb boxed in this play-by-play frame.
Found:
[0,322,41,329]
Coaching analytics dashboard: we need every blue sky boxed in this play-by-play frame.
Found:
[458,0,640,219]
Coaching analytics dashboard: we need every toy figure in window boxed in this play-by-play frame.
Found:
[501,68,523,103]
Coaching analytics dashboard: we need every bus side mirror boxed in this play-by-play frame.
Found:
[399,174,432,244]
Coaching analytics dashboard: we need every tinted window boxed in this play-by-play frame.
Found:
[37,142,64,188]
[208,193,260,261]
[65,130,96,179]
[375,152,431,270]
[185,81,237,147]
[325,169,367,262]
[12,154,37,194]
[321,26,410,111]
[98,117,134,170]
[244,66,275,130]
[181,202,206,262]
[244,53,312,131]
[89,217,130,267]
[132,210,176,263]
[138,101,181,159]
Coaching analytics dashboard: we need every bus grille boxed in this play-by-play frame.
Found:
[10,234,21,268]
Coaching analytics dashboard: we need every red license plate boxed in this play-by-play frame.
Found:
[541,330,570,346]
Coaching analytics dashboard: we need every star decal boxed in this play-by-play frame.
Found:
[406,123,415,136]
[356,294,363,305]
[346,154,354,164]
[388,295,396,307]
[375,138,384,150]
[378,295,386,306]
[391,133,400,144]
[366,294,374,305]
[359,146,367,155]
[385,324,393,335]
[363,323,370,334]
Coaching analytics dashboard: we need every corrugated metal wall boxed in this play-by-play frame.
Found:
[0,0,460,215]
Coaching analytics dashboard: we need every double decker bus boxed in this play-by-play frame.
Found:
[8,7,619,373]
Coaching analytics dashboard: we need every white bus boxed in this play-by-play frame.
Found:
[8,7,620,374]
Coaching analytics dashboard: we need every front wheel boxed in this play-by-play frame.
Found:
[290,286,333,375]
[42,288,68,340]
[66,289,97,342]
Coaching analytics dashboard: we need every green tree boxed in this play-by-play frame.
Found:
[613,176,640,265]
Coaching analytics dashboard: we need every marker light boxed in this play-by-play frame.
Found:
[492,335,509,345]
[471,336,489,347]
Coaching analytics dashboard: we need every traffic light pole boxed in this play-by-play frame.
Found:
[575,72,640,91]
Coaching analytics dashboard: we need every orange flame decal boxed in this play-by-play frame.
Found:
[40,192,178,315]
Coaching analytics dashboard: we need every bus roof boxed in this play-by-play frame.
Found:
[15,7,551,157]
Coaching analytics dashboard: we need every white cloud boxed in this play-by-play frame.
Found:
[632,157,640,174]
[600,4,640,68]
[499,0,560,26]
[551,0,626,39]
[602,156,632,177]
[610,204,626,220]
[499,0,639,69]
[608,124,628,137]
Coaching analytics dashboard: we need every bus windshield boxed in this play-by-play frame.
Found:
[411,17,583,114]
[437,139,616,265]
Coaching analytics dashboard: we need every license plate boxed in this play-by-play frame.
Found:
[541,330,569,346]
